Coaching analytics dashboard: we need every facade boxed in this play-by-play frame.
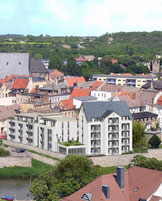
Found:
[90,90,111,101]
[29,60,49,80]
[132,111,158,131]
[73,96,97,109]
[92,74,158,88]
[152,60,160,73]
[7,112,77,152]
[0,53,30,79]
[79,101,132,155]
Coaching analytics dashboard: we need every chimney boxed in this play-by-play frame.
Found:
[102,185,110,200]
[117,166,124,189]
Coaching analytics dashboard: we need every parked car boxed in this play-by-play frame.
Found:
[16,148,26,153]
[11,148,17,152]
[1,196,15,201]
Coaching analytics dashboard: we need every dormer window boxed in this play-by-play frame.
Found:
[81,193,92,201]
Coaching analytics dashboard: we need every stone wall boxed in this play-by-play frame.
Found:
[90,149,162,167]
[0,156,31,168]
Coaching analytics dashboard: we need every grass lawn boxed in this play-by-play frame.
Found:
[0,159,54,178]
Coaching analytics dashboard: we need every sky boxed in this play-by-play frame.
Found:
[1,0,162,36]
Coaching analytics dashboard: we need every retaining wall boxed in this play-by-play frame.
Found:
[0,156,31,168]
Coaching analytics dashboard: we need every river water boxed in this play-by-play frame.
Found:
[0,178,32,200]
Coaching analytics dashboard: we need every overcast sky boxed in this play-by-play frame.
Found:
[1,0,162,36]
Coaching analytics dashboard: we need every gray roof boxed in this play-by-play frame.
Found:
[82,101,132,121]
[0,53,30,78]
[142,81,162,90]
[74,96,97,101]
[29,60,49,74]
[132,112,158,120]
[32,77,46,82]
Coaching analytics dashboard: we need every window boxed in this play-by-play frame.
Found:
[19,62,21,65]
[6,62,9,65]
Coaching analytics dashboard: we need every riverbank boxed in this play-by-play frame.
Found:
[0,159,54,178]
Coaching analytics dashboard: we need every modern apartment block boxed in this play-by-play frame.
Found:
[79,101,132,155]
[92,74,158,88]
[7,112,77,152]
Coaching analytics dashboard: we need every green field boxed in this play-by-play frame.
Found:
[0,159,54,178]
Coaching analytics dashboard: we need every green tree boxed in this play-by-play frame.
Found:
[34,53,42,60]
[30,155,100,200]
[49,54,64,71]
[149,135,161,148]
[133,121,147,148]
[132,155,162,171]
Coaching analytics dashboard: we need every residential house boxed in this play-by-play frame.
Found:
[0,104,20,135]
[29,60,49,80]
[92,73,158,88]
[7,112,77,152]
[60,88,92,110]
[132,111,159,133]
[62,166,162,201]
[75,55,95,65]
[39,83,72,95]
[49,69,64,84]
[91,90,112,101]
[65,76,86,87]
[27,77,47,93]
[79,101,132,155]
[73,96,98,109]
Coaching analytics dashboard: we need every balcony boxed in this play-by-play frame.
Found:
[108,134,119,139]
[91,135,101,140]
[108,143,119,148]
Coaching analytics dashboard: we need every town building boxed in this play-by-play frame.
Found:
[0,53,30,79]
[92,73,158,88]
[62,166,162,201]
[79,101,132,155]
[7,112,77,152]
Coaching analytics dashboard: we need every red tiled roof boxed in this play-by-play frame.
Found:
[60,98,73,110]
[111,59,118,64]
[49,69,64,78]
[60,88,92,110]
[70,88,91,98]
[12,78,29,89]
[62,166,162,201]
[65,77,86,87]
[75,58,88,62]
[30,88,37,93]
[92,81,104,88]
[0,74,29,83]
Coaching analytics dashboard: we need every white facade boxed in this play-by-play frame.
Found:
[79,105,132,155]
[7,113,77,152]
[0,97,16,105]
[73,97,97,109]
[91,90,111,101]
[49,94,70,107]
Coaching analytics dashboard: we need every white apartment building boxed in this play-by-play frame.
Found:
[90,90,111,101]
[79,101,132,155]
[7,112,77,152]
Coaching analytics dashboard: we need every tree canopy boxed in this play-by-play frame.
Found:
[30,155,101,201]
[149,135,161,148]
[133,121,147,148]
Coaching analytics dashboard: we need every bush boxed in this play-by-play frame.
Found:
[149,135,161,148]
[0,147,10,157]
